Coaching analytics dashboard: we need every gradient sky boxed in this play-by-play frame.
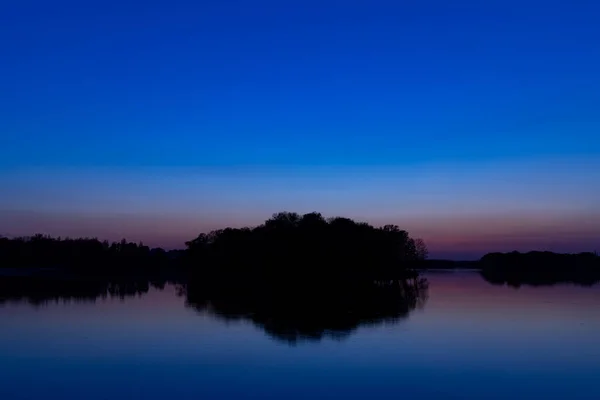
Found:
[1,0,599,259]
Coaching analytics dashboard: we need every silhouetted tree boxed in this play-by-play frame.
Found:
[414,238,428,260]
[185,211,428,285]
[0,234,183,274]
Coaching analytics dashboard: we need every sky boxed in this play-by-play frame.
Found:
[1,0,599,259]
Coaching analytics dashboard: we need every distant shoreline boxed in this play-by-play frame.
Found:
[2,215,599,288]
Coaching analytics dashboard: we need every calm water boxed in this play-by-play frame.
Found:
[1,271,599,400]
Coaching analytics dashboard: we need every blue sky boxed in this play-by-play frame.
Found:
[1,0,599,258]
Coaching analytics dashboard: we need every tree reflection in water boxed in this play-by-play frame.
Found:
[182,278,428,344]
[0,276,167,306]
[0,274,428,344]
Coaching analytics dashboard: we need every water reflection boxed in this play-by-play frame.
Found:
[4,267,598,347]
[0,273,428,343]
[182,278,428,344]
[479,269,600,287]
[1,272,599,400]
[0,276,168,305]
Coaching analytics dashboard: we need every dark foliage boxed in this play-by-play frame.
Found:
[0,234,184,273]
[185,212,427,284]
[181,211,429,343]
[480,251,600,286]
[0,211,430,344]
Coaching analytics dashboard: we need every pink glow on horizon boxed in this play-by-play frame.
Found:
[1,158,599,259]
[1,208,598,259]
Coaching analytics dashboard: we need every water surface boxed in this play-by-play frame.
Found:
[1,271,599,399]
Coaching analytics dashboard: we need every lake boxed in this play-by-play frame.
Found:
[1,271,599,400]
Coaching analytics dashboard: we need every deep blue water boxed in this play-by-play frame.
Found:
[1,271,599,399]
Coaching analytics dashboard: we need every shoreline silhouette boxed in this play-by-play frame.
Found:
[1,211,598,343]
[1,212,598,287]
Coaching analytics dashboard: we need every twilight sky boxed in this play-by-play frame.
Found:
[1,0,599,259]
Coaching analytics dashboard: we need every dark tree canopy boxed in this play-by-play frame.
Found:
[0,234,183,273]
[185,211,427,285]
[0,212,430,344]
[0,213,428,286]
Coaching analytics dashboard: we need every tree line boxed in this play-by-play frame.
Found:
[3,212,598,287]
[185,212,427,285]
[0,234,183,273]
[1,212,427,282]
[0,212,430,343]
